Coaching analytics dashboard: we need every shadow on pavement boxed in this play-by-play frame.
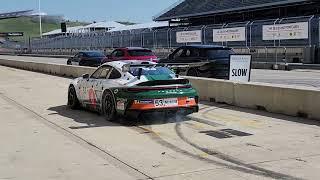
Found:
[47,105,191,129]
[48,105,118,129]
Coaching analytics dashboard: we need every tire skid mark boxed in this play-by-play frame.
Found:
[186,116,223,128]
[129,124,302,179]
[0,94,153,180]
[200,109,262,128]
[199,105,229,115]
[175,123,303,180]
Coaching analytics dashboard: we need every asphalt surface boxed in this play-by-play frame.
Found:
[1,65,320,179]
[0,55,320,88]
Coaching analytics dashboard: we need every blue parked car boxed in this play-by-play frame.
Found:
[67,51,107,67]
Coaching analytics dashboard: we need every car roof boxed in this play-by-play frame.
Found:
[182,45,230,49]
[79,51,104,54]
[102,60,157,71]
[104,61,127,70]
[117,47,152,51]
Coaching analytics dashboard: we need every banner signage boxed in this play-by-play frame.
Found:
[262,22,309,40]
[213,27,246,42]
[176,30,202,43]
[0,32,24,37]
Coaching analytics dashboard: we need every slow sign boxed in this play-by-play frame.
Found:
[229,54,252,82]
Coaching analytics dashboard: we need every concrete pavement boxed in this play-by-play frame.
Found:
[0,93,138,180]
[251,69,320,88]
[0,55,67,65]
[0,65,320,179]
[1,55,320,88]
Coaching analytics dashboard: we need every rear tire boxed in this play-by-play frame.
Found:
[187,68,199,77]
[67,86,80,109]
[102,91,117,121]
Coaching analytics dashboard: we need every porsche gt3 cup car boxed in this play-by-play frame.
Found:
[67,61,199,121]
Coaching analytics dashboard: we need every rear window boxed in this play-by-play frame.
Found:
[206,49,235,59]
[128,50,154,56]
[85,52,105,57]
[129,67,174,76]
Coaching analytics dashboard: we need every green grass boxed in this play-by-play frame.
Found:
[0,17,87,41]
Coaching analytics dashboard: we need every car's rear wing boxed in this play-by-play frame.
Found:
[129,62,209,68]
[160,62,210,68]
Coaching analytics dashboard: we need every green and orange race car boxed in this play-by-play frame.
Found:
[67,61,199,121]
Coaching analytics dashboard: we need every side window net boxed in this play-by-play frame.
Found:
[108,69,121,79]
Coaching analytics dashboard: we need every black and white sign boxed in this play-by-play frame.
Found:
[213,27,246,42]
[176,30,202,43]
[263,22,308,40]
[229,54,252,82]
[0,32,24,37]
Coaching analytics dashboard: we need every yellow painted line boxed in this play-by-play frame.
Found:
[199,152,209,158]
[201,111,263,128]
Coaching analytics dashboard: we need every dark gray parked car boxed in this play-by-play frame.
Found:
[159,45,235,79]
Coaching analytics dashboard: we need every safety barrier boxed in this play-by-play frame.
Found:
[0,58,96,77]
[0,58,319,120]
[188,77,320,120]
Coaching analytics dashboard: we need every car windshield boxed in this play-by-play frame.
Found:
[129,67,174,76]
[85,52,105,57]
[206,49,235,60]
[128,50,154,56]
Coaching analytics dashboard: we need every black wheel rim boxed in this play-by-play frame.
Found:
[68,88,75,105]
[104,94,114,119]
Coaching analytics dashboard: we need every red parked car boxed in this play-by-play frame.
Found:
[103,47,158,63]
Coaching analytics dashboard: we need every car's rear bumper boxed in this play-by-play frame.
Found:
[125,106,199,119]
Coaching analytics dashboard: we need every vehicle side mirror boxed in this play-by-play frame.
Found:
[168,54,173,60]
[82,73,90,79]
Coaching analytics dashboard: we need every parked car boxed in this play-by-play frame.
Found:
[67,61,199,121]
[104,47,158,63]
[67,51,107,67]
[159,45,235,79]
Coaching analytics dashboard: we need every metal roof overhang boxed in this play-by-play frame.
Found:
[155,0,311,21]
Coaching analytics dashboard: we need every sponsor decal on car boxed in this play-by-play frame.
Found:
[154,98,178,107]
[116,98,127,111]
[88,88,97,108]
[134,100,153,104]
[130,97,197,110]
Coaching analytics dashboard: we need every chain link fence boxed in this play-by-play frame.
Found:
[18,15,320,63]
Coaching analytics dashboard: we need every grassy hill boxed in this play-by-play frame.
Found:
[0,17,87,41]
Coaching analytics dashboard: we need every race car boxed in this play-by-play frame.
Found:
[67,61,199,121]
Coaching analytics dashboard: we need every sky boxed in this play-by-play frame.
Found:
[0,0,181,23]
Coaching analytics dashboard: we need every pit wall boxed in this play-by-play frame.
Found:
[0,58,319,120]
[187,77,320,120]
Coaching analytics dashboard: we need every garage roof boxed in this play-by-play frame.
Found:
[154,0,311,21]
